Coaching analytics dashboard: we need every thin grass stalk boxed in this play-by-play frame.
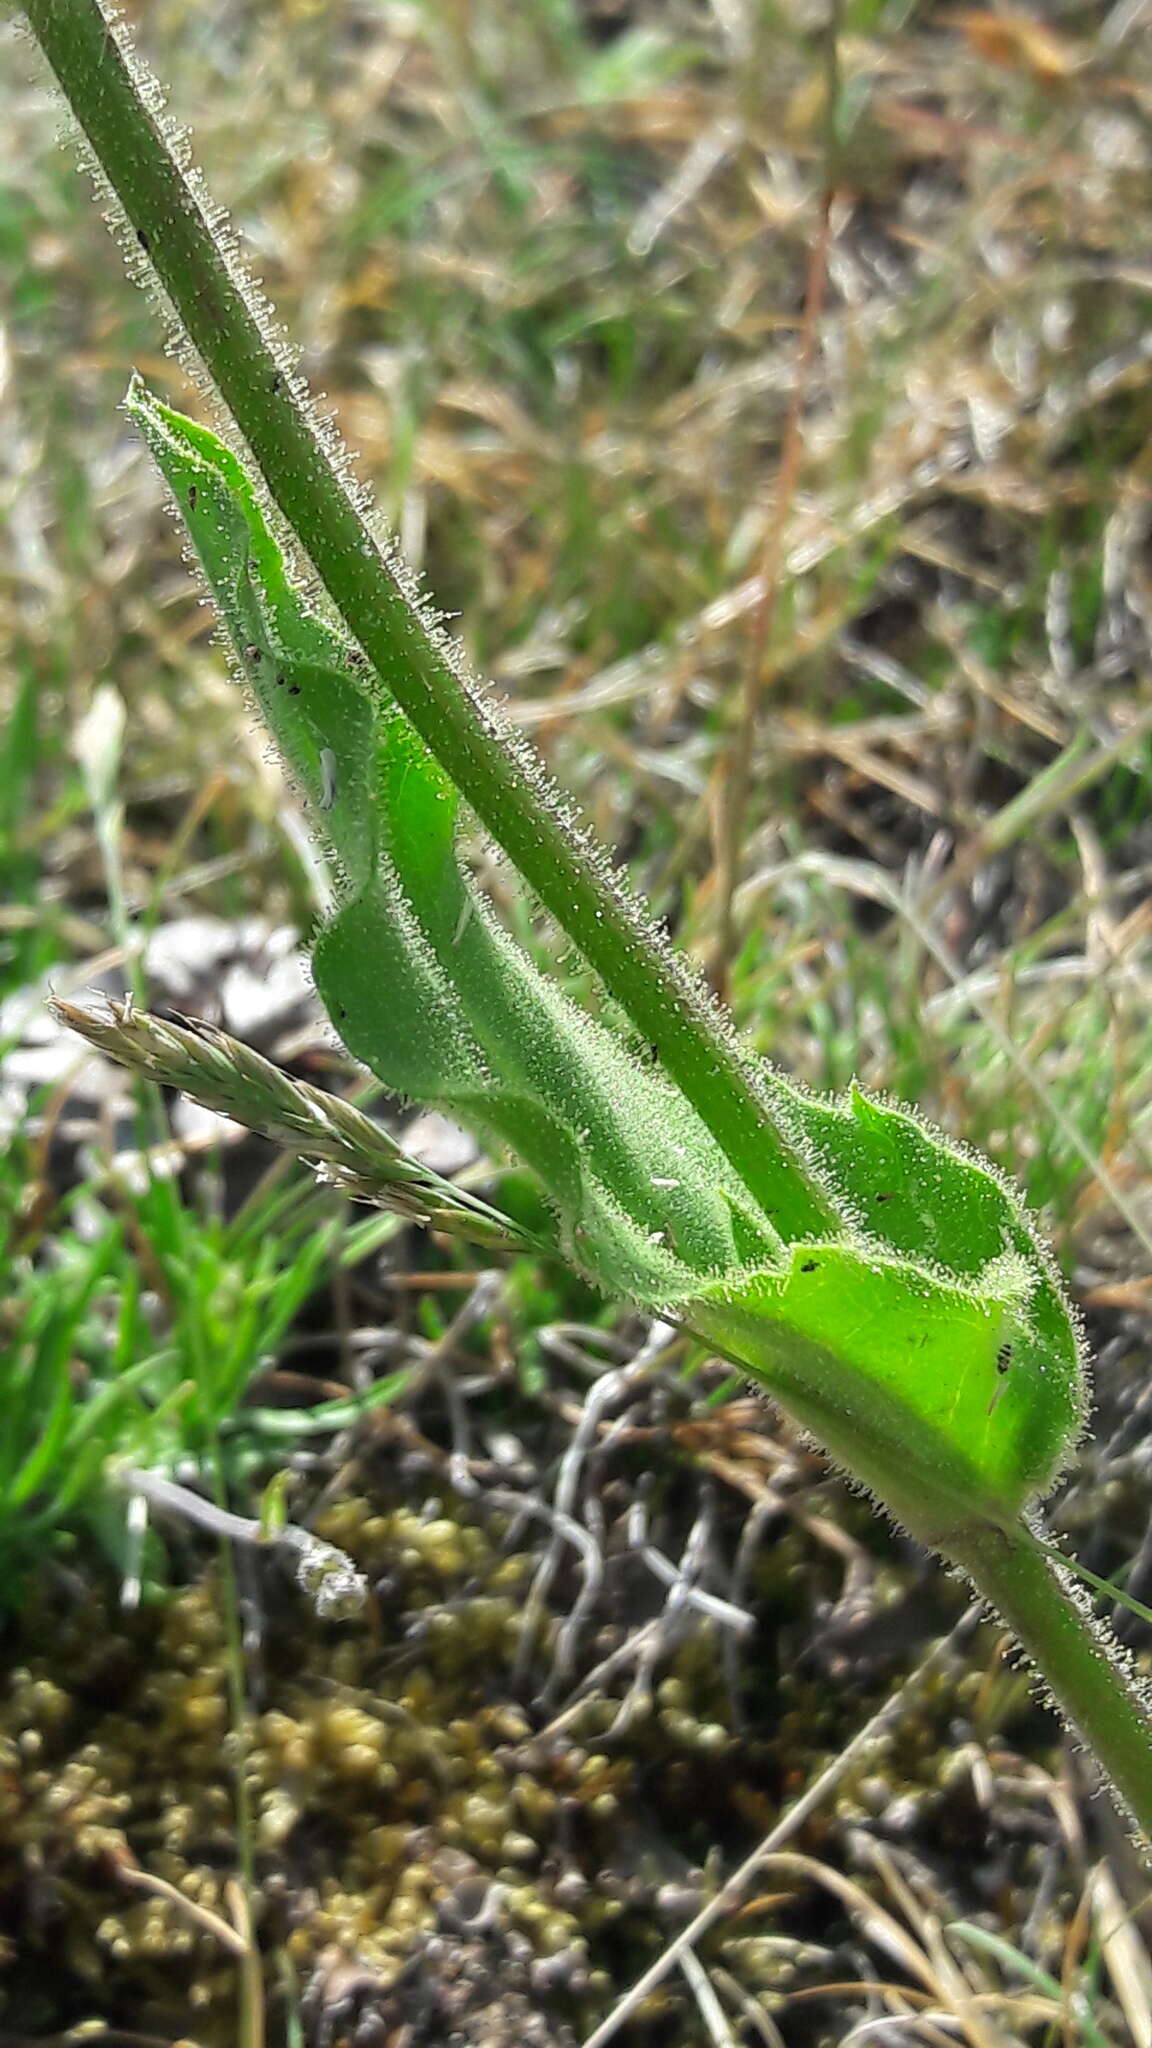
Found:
[709,6,840,997]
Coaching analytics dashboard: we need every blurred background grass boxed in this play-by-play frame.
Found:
[5,1,1152,2043]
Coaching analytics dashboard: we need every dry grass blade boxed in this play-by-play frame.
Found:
[225,1877,266,2048]
[708,0,848,996]
[111,1852,249,1960]
[1089,1859,1152,2048]
[678,1944,740,2048]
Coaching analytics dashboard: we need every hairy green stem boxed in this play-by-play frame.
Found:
[945,1517,1152,1840]
[24,0,834,1241]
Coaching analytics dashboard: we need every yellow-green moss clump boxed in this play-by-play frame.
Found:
[0,1480,1053,2047]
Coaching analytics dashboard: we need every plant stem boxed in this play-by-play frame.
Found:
[210,1454,258,1904]
[24,0,835,1242]
[947,1516,1152,1841]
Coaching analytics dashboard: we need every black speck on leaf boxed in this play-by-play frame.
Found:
[288,682,301,696]
[136,226,150,252]
[187,484,197,510]
[800,1259,819,1273]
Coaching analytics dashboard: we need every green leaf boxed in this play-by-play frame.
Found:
[130,384,784,1304]
[126,381,380,894]
[689,1085,1084,1540]
[689,1239,1077,1543]
[127,383,1087,1544]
